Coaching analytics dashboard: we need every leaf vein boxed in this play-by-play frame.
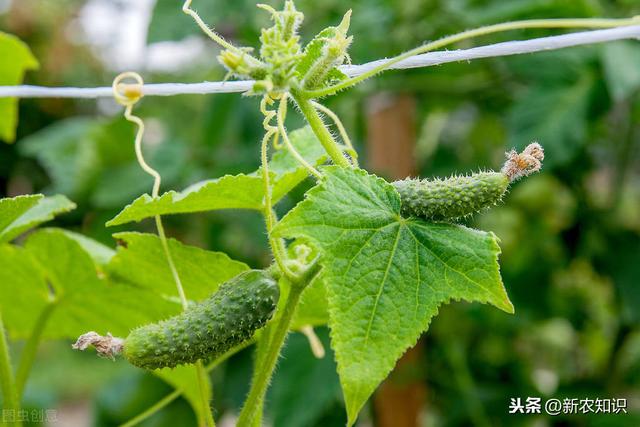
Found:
[407,226,493,297]
[363,224,402,346]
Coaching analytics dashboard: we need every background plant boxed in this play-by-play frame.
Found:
[1,0,639,426]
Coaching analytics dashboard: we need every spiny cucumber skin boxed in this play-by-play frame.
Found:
[393,172,509,221]
[124,270,279,370]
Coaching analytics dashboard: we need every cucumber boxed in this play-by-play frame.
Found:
[124,269,279,369]
[393,172,509,221]
[393,142,545,221]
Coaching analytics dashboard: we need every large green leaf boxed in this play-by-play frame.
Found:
[59,229,116,266]
[0,194,76,243]
[107,126,325,226]
[28,229,179,338]
[106,174,265,226]
[0,229,178,339]
[107,232,249,301]
[0,32,39,142]
[0,244,49,337]
[273,167,512,425]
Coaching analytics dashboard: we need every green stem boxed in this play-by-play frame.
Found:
[196,360,215,427]
[182,0,263,67]
[277,95,322,178]
[310,100,358,167]
[0,313,21,427]
[247,326,277,427]
[236,282,304,427]
[15,302,56,397]
[292,91,351,168]
[304,17,640,98]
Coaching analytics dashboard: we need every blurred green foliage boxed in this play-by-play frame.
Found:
[1,0,639,425]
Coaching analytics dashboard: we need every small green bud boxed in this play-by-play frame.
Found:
[279,0,304,40]
[255,1,306,90]
[218,49,267,80]
[301,10,353,90]
[219,50,244,72]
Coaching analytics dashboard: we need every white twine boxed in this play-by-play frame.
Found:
[1,25,639,99]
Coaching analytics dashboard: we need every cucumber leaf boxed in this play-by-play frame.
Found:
[274,167,512,425]
[107,232,249,301]
[0,194,76,243]
[107,126,326,226]
[0,229,178,339]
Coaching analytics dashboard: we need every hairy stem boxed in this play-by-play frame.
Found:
[196,361,215,427]
[182,0,262,69]
[247,330,273,427]
[292,91,350,168]
[310,101,358,166]
[15,302,56,397]
[277,95,322,178]
[0,313,21,427]
[236,282,304,427]
[304,17,640,98]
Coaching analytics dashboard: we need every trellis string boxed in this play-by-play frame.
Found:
[1,25,639,99]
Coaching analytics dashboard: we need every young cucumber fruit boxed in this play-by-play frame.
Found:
[393,172,509,221]
[393,143,544,221]
[124,269,279,369]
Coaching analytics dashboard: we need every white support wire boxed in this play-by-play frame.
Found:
[1,25,639,99]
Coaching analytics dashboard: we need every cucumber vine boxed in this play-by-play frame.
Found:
[1,2,639,427]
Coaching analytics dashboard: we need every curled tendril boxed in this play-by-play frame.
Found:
[111,72,188,310]
[260,93,282,149]
[112,71,143,107]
